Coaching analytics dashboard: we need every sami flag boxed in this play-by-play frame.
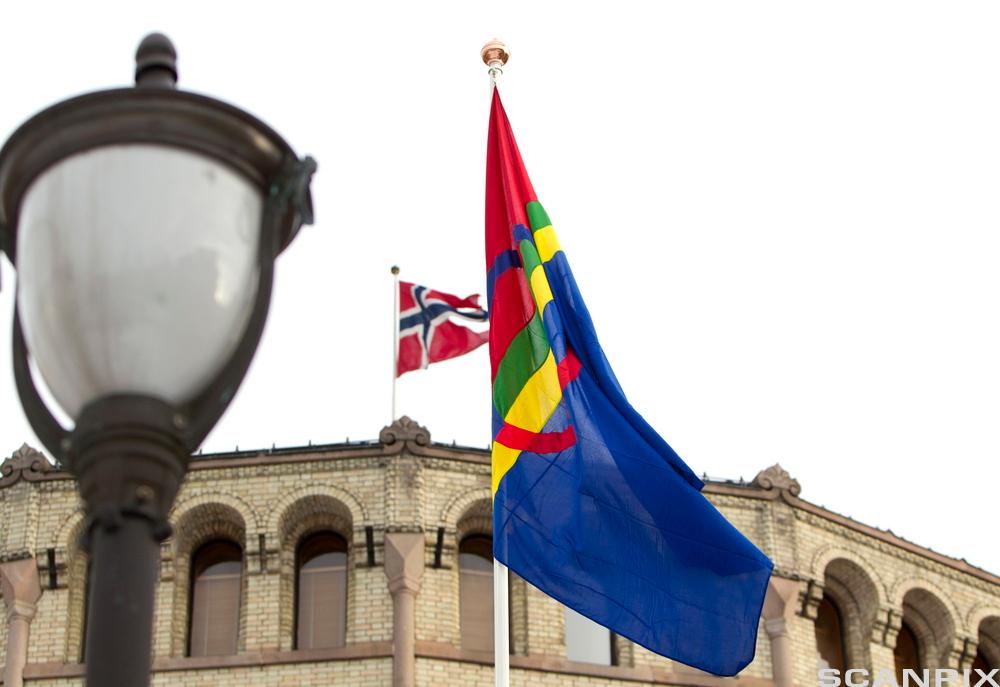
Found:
[396,281,488,377]
[486,89,773,676]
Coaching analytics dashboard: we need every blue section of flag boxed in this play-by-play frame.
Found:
[493,247,773,677]
[512,223,533,242]
[486,249,521,306]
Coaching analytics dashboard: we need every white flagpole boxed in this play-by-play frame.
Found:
[494,560,510,686]
[391,265,400,422]
[481,38,512,687]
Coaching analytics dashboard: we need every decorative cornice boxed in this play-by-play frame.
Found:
[414,641,780,686]
[19,641,780,686]
[751,464,801,497]
[379,416,431,451]
[0,443,52,488]
[22,642,396,679]
[2,432,997,591]
[791,500,1000,589]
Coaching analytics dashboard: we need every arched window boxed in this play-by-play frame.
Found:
[978,617,1000,671]
[459,535,493,652]
[894,621,922,685]
[815,595,847,673]
[295,531,348,650]
[188,540,242,657]
[565,606,616,665]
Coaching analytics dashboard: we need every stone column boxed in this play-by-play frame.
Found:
[384,533,425,687]
[243,536,280,653]
[0,558,43,687]
[763,576,801,687]
[955,637,979,671]
[871,606,903,679]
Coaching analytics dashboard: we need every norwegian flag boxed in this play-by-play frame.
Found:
[397,281,489,377]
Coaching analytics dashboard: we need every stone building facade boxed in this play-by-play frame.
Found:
[0,416,997,687]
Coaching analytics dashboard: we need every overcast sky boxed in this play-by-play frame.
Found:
[1,1,997,575]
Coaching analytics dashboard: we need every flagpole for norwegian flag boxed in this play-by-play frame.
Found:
[391,265,400,422]
[481,38,511,687]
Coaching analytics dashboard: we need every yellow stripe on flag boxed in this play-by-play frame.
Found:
[503,352,562,432]
[492,442,522,495]
[529,265,554,311]
[533,225,561,262]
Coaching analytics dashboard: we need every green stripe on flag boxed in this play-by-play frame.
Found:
[518,239,542,276]
[526,201,552,233]
[493,313,551,418]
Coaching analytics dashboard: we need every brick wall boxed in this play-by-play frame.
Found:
[0,427,997,687]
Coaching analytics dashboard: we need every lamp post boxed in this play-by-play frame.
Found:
[0,33,316,686]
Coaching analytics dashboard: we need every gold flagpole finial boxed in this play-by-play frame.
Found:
[481,39,509,83]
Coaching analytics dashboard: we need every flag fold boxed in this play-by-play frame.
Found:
[486,88,773,676]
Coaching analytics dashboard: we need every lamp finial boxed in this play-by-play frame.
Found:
[135,33,177,89]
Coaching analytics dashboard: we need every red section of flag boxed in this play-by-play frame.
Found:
[485,88,537,271]
[486,88,540,379]
[495,423,577,454]
[488,269,536,380]
[401,282,485,311]
[556,350,583,389]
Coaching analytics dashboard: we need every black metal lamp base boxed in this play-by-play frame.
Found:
[69,395,189,687]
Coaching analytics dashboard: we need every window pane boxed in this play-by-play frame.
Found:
[297,532,348,650]
[894,622,922,686]
[459,536,493,652]
[189,541,242,657]
[815,596,846,673]
[459,535,492,563]
[565,606,613,665]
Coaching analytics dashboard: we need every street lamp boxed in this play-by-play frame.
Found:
[0,33,315,686]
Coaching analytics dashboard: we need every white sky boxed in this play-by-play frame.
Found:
[1,1,997,576]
